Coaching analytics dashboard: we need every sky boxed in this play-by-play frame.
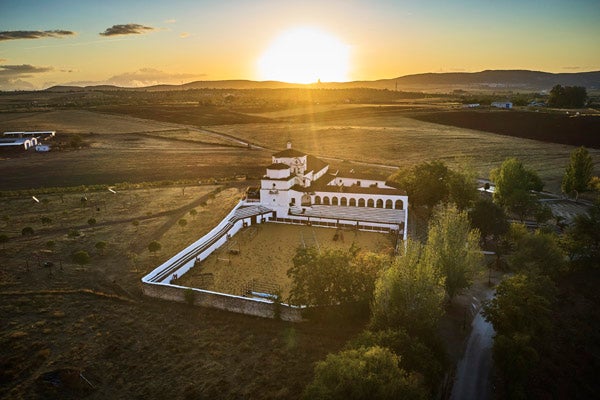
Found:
[1,0,599,90]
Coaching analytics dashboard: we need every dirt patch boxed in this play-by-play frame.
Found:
[178,223,395,299]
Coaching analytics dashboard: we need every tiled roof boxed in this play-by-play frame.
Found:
[306,155,328,173]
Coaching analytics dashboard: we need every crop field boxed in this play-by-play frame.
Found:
[179,223,395,300]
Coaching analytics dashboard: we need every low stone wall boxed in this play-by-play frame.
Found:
[141,282,304,322]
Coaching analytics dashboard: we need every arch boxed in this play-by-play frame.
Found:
[349,198,356,207]
[341,197,348,206]
[314,195,321,205]
[332,197,339,206]
[358,198,365,207]
[385,199,393,209]
[376,199,383,208]
[323,196,330,205]
[367,199,374,208]
[395,199,404,210]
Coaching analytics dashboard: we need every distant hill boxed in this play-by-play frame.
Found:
[45,70,600,92]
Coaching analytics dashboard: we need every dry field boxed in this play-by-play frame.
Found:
[179,223,395,300]
[206,113,600,192]
[1,183,368,400]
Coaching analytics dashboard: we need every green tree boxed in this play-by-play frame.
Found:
[371,240,445,335]
[508,230,566,277]
[71,250,91,265]
[87,217,97,226]
[490,158,543,221]
[189,209,198,219]
[148,240,161,255]
[303,346,427,400]
[482,273,556,399]
[548,84,587,108]
[287,245,385,307]
[469,198,509,244]
[95,240,107,255]
[562,200,600,268]
[178,218,188,230]
[349,329,444,391]
[562,146,593,196]
[21,226,34,236]
[423,204,483,300]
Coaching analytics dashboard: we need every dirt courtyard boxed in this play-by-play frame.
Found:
[178,223,397,300]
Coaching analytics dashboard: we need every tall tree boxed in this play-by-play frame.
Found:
[371,239,445,335]
[508,230,566,278]
[423,204,483,300]
[490,157,543,221]
[469,198,509,244]
[303,346,428,400]
[562,200,600,268]
[562,146,594,196]
[548,84,588,108]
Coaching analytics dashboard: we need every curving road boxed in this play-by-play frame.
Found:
[450,292,495,400]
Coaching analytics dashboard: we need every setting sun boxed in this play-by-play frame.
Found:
[257,27,350,84]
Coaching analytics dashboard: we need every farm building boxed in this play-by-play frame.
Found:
[491,101,513,109]
[1,131,55,151]
[250,142,408,238]
[0,137,38,150]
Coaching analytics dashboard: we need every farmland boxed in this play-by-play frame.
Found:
[1,90,600,399]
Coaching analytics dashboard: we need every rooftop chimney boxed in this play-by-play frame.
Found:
[286,141,292,149]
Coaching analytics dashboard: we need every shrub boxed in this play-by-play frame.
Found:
[21,227,34,236]
[71,250,90,265]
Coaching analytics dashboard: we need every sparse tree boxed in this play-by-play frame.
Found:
[148,240,161,255]
[491,158,543,221]
[562,146,593,197]
[178,218,188,230]
[189,209,198,219]
[132,220,140,231]
[21,226,34,236]
[40,216,53,225]
[423,204,483,300]
[371,239,445,335]
[45,240,56,250]
[71,250,91,265]
[95,240,107,255]
[87,217,97,226]
[303,346,428,400]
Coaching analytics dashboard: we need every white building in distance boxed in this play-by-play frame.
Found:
[491,101,513,109]
[247,142,408,240]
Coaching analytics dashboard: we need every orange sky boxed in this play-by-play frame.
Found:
[1,0,599,89]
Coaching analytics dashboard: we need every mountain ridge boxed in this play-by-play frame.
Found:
[45,70,600,92]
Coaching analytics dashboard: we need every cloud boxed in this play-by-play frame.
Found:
[0,30,75,41]
[99,24,155,37]
[179,32,190,38]
[0,64,54,91]
[562,66,581,70]
[164,19,177,24]
[105,68,205,87]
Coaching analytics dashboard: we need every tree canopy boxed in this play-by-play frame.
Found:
[423,204,483,300]
[547,84,587,108]
[490,157,543,221]
[562,146,594,196]
[303,346,428,400]
[287,245,386,307]
[371,239,445,335]
[469,198,509,243]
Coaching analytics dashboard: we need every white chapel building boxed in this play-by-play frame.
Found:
[247,142,408,240]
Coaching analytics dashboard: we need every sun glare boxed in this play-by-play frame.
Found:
[257,27,350,84]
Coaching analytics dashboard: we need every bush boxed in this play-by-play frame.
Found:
[87,217,97,226]
[303,346,427,400]
[71,250,91,265]
[21,227,34,236]
[68,229,81,238]
[148,241,161,254]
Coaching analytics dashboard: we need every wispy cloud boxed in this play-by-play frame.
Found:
[0,30,75,41]
[99,24,155,37]
[106,68,204,87]
[562,66,581,70]
[164,19,177,24]
[179,32,190,39]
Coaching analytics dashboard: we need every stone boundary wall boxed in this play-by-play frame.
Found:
[142,282,304,322]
